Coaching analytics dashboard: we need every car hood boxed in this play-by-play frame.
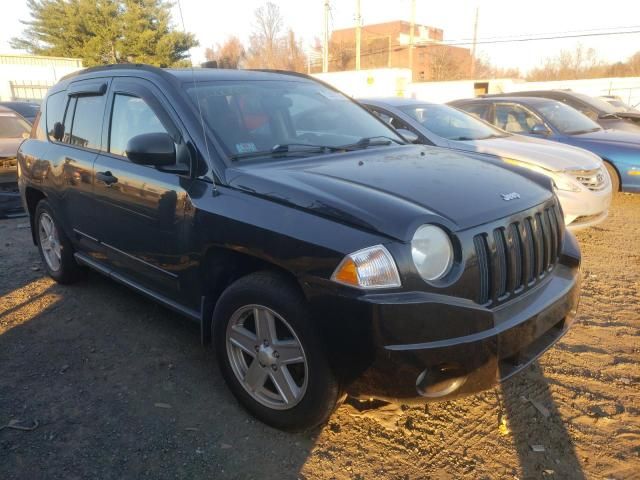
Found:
[0,137,23,158]
[570,128,640,147]
[451,134,602,172]
[226,145,553,241]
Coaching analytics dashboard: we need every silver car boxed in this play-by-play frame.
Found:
[362,97,612,230]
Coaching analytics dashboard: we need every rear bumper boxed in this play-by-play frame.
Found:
[322,237,581,403]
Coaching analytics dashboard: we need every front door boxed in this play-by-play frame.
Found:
[92,78,194,304]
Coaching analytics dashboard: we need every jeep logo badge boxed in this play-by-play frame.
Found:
[501,192,521,201]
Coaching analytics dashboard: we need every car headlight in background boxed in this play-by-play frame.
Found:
[411,225,454,282]
[331,245,401,289]
[503,158,581,192]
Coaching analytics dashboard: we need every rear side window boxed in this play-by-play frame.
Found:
[460,103,489,120]
[109,94,169,157]
[68,95,105,149]
[46,92,66,139]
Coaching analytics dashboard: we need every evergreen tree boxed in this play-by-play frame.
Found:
[11,0,197,67]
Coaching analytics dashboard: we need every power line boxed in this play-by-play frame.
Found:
[312,28,640,66]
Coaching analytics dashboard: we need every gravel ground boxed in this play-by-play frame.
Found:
[0,193,638,480]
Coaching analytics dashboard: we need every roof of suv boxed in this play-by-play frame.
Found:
[59,64,317,86]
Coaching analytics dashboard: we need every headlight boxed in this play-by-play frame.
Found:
[411,225,454,282]
[551,174,581,192]
[504,158,581,192]
[331,245,401,289]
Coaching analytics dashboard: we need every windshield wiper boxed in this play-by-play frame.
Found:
[598,113,622,120]
[336,135,400,151]
[229,143,337,161]
[567,127,601,135]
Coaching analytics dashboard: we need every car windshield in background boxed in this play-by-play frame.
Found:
[0,114,30,138]
[399,103,508,141]
[571,91,619,115]
[183,80,403,161]
[536,101,602,135]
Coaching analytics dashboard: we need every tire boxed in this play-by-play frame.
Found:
[34,199,84,284]
[604,161,620,192]
[212,271,340,431]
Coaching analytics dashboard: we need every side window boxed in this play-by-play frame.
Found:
[68,95,105,149]
[109,94,169,158]
[461,103,489,120]
[45,92,66,139]
[494,104,541,133]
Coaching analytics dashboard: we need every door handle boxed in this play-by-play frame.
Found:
[96,171,118,186]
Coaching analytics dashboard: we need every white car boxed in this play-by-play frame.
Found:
[362,98,612,230]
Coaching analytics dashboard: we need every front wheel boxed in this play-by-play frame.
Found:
[213,271,340,431]
[604,161,620,192]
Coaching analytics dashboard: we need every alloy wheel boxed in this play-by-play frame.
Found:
[38,212,62,272]
[225,304,308,410]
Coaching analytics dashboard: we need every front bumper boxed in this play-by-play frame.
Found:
[312,238,581,403]
[557,186,611,230]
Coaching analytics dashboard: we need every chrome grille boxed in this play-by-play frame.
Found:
[474,203,563,306]
[571,168,607,191]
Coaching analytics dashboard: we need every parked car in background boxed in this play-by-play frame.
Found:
[598,95,640,117]
[362,98,612,230]
[18,65,581,431]
[482,90,640,133]
[0,105,30,217]
[0,101,40,124]
[450,96,640,193]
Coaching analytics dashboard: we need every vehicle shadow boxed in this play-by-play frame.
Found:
[0,271,317,480]
[500,361,586,479]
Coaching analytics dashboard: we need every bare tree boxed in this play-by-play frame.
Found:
[245,2,283,68]
[527,44,604,81]
[244,2,307,72]
[214,36,245,69]
[427,46,464,81]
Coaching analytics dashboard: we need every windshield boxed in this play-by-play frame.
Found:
[0,114,30,138]
[571,91,619,115]
[400,103,507,140]
[183,80,403,161]
[536,101,601,134]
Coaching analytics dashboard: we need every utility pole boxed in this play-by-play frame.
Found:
[470,6,479,78]
[323,0,330,73]
[355,0,362,70]
[408,0,416,80]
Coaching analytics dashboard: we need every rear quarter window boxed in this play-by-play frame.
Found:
[46,92,66,140]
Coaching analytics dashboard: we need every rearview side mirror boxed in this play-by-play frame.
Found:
[530,124,550,135]
[396,128,420,144]
[126,132,176,167]
[53,121,64,141]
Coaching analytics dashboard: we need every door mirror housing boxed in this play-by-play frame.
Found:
[53,121,64,141]
[530,124,550,135]
[126,132,176,167]
[396,128,420,144]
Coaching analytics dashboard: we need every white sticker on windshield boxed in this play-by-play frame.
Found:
[235,142,257,153]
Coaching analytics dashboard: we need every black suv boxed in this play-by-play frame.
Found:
[18,65,581,431]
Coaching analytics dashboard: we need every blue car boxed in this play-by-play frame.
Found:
[449,96,640,193]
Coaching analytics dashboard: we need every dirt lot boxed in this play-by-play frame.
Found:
[1,193,638,480]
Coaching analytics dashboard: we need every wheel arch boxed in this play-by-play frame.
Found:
[198,246,307,345]
[601,157,621,191]
[25,187,47,244]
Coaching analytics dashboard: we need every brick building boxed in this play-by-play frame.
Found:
[324,20,472,82]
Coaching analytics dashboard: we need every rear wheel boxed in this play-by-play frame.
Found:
[604,161,620,192]
[35,200,83,284]
[213,271,339,431]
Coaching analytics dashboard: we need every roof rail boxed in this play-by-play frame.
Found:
[59,63,168,82]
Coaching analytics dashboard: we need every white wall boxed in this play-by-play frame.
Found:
[0,54,84,101]
[312,68,412,99]
[314,68,640,108]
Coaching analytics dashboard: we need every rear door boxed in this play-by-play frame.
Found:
[92,77,194,304]
[45,80,109,253]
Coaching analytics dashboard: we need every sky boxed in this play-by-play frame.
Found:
[1,0,640,74]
